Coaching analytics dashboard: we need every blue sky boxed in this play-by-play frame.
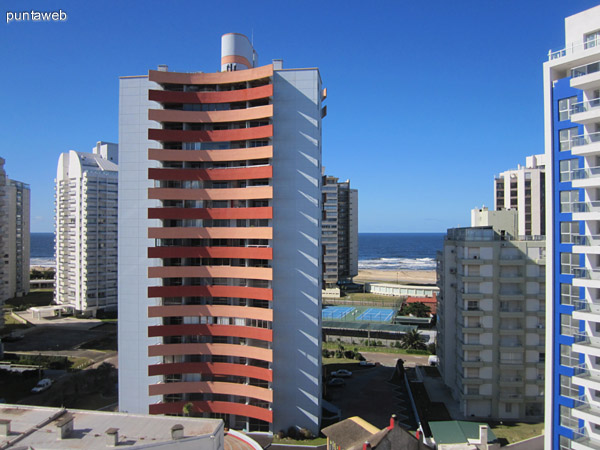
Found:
[1,0,599,233]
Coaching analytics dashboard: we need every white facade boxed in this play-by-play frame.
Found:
[544,6,600,450]
[437,211,545,421]
[322,174,358,289]
[55,143,118,314]
[494,154,545,237]
[117,75,162,414]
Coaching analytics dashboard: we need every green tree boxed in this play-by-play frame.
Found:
[402,302,431,317]
[399,329,426,350]
[182,402,194,417]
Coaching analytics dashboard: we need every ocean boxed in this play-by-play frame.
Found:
[30,232,55,267]
[31,232,445,271]
[358,233,444,271]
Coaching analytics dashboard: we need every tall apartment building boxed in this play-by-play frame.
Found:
[55,142,118,314]
[118,33,324,433]
[437,208,545,421]
[0,157,30,327]
[544,6,600,449]
[322,174,358,289]
[494,154,546,236]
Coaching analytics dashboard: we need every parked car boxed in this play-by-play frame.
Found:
[359,361,376,367]
[31,378,52,394]
[327,378,345,387]
[331,369,352,377]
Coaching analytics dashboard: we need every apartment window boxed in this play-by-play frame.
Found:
[560,314,579,337]
[560,283,579,305]
[559,158,579,182]
[560,405,578,429]
[560,343,579,367]
[560,253,579,275]
[560,222,580,244]
[560,374,579,399]
[559,127,579,151]
[560,190,579,213]
[505,403,512,413]
[559,96,578,121]
[585,30,600,49]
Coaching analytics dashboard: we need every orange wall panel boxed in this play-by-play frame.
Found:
[149,65,273,85]
[148,342,273,362]
[148,227,272,240]
[148,304,273,321]
[148,186,273,201]
[148,265,272,281]
[147,246,273,259]
[148,84,273,104]
[148,125,272,143]
[149,105,272,124]
[149,400,272,423]
[147,285,273,301]
[148,146,273,162]
[148,324,273,342]
[147,207,273,220]
[148,166,272,181]
[148,361,273,381]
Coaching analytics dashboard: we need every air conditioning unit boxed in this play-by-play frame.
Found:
[450,283,456,288]
[449,268,457,274]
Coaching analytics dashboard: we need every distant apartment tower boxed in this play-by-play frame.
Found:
[55,142,118,314]
[118,34,324,433]
[494,154,545,236]
[544,6,600,449]
[0,157,30,326]
[322,174,358,289]
[437,209,545,421]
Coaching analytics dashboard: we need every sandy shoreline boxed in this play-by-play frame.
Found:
[355,269,437,285]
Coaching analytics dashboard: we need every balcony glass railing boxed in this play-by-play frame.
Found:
[573,267,600,280]
[572,61,600,78]
[572,98,600,114]
[572,201,600,213]
[572,131,600,148]
[574,363,600,380]
[573,166,600,180]
[573,235,600,246]
[549,36,600,60]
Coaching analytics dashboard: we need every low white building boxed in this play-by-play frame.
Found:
[437,209,545,420]
[55,142,118,315]
[366,282,439,298]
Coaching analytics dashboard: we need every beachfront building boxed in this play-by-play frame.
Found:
[55,142,118,315]
[118,33,324,434]
[0,157,30,315]
[544,5,600,449]
[322,174,358,290]
[437,208,545,421]
[494,154,546,236]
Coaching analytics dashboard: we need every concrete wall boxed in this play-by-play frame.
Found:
[272,67,322,434]
[118,75,161,414]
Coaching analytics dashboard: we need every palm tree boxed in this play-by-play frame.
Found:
[399,329,426,350]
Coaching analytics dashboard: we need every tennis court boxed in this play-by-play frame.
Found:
[322,306,355,320]
[357,307,395,322]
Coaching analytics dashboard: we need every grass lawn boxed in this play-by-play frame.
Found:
[272,437,327,446]
[1,311,30,335]
[5,290,54,309]
[342,292,402,304]
[489,422,544,445]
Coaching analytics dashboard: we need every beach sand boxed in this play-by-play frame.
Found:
[355,269,437,285]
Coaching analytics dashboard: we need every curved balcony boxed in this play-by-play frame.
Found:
[147,285,273,301]
[148,265,272,281]
[149,125,273,144]
[148,246,272,260]
[149,400,272,424]
[148,324,272,342]
[149,84,273,104]
[149,105,273,124]
[148,226,272,240]
[148,146,273,162]
[149,380,272,403]
[149,64,273,85]
[148,362,273,382]
[148,304,273,321]
[148,186,273,201]
[148,166,272,182]
[148,342,272,363]
[148,207,272,220]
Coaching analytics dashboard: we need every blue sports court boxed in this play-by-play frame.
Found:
[357,308,395,322]
[322,306,355,320]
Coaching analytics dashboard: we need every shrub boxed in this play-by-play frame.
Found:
[287,426,298,440]
[299,427,314,439]
[276,430,285,439]
[322,349,331,358]
[427,343,436,355]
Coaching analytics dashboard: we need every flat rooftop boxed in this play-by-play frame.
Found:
[0,404,224,449]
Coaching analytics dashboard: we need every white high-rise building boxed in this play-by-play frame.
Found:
[118,34,324,433]
[494,154,546,237]
[322,174,358,289]
[437,208,545,421]
[55,142,118,315]
[544,5,600,449]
